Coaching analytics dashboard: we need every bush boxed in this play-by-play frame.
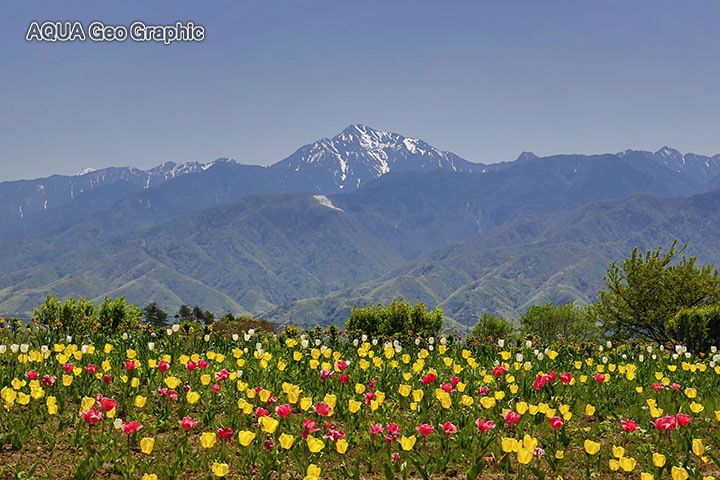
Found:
[213,314,280,336]
[666,305,720,352]
[472,314,515,342]
[346,299,443,338]
[594,241,720,342]
[33,295,95,330]
[520,302,599,343]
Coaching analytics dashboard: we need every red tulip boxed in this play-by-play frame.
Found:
[503,411,521,425]
[477,386,490,395]
[218,427,233,444]
[124,360,137,370]
[211,384,221,393]
[440,383,453,393]
[441,421,458,439]
[315,402,332,417]
[335,360,348,371]
[276,404,292,418]
[320,369,334,380]
[85,364,98,374]
[549,416,564,429]
[559,373,573,384]
[186,361,197,371]
[121,420,143,435]
[475,417,496,432]
[339,373,349,384]
[651,415,677,430]
[593,373,606,383]
[197,360,209,369]
[421,372,436,385]
[25,370,39,380]
[621,419,637,432]
[492,365,507,377]
[80,408,103,425]
[255,407,269,417]
[179,416,198,430]
[157,360,170,372]
[676,413,691,427]
[416,424,434,436]
[62,363,74,373]
[100,397,118,412]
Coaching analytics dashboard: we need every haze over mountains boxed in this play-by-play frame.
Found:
[2,125,719,329]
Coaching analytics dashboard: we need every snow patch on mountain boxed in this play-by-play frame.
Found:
[313,195,344,212]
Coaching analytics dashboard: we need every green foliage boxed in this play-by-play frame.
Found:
[666,304,720,352]
[594,241,720,342]
[96,296,142,331]
[520,302,598,343]
[213,313,279,335]
[32,295,95,330]
[346,299,443,338]
[143,302,168,327]
[472,313,515,342]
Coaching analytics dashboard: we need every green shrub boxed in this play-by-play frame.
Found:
[346,299,443,338]
[666,305,720,352]
[472,313,515,342]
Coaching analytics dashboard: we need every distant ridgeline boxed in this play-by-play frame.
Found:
[1,125,720,329]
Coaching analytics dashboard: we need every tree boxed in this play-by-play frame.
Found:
[97,296,142,331]
[143,302,168,327]
[33,295,95,330]
[176,304,193,323]
[666,305,720,352]
[594,241,720,342]
[346,299,443,338]
[520,302,598,343]
[472,313,515,341]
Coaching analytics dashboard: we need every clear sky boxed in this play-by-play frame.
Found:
[2,0,720,181]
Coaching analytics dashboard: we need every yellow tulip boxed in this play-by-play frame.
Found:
[693,438,705,456]
[81,396,95,412]
[652,453,666,467]
[584,439,600,455]
[609,459,620,471]
[640,473,654,480]
[259,416,279,434]
[237,431,256,447]
[212,462,229,477]
[348,399,362,413]
[200,432,217,448]
[142,475,157,480]
[398,384,411,397]
[135,395,147,408]
[612,445,624,458]
[555,450,564,459]
[690,402,704,414]
[502,437,519,453]
[671,466,689,480]
[140,437,155,454]
[306,435,325,453]
[619,456,636,472]
[336,438,348,454]
[517,447,533,464]
[585,404,595,416]
[300,397,313,410]
[685,387,697,399]
[279,433,294,449]
[400,435,416,451]
[186,391,200,404]
[306,464,321,478]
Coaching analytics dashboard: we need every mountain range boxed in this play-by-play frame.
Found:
[1,125,719,329]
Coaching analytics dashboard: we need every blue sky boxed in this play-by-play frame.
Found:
[2,0,720,181]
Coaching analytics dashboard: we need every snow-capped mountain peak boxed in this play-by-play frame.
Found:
[270,124,480,192]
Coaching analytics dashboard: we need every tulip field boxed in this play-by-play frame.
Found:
[2,326,720,479]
